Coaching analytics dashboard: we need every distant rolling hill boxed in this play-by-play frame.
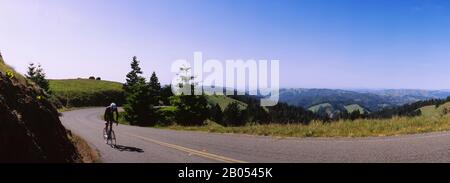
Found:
[279,88,400,112]
[279,88,450,115]
[308,103,368,117]
[344,104,368,114]
[351,89,450,101]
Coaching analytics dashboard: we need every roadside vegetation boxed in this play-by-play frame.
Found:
[161,102,450,137]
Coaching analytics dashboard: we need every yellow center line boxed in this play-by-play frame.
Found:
[121,132,248,163]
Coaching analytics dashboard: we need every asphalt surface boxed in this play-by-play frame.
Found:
[61,108,450,163]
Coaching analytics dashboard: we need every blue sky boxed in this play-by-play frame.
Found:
[1,0,450,89]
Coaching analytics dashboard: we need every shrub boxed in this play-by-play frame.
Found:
[171,95,209,126]
[157,106,177,126]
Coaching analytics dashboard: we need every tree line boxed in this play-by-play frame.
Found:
[122,56,321,126]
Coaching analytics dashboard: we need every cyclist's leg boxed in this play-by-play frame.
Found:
[104,121,110,138]
[104,121,108,138]
[109,121,113,131]
[105,121,109,131]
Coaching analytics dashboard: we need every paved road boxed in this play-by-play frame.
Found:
[61,108,450,163]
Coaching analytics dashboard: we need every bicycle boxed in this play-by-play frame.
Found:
[103,125,116,146]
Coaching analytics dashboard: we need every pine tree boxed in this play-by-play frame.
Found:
[223,102,245,126]
[124,56,145,93]
[350,110,360,120]
[341,109,350,120]
[26,63,51,95]
[245,102,270,124]
[160,85,174,105]
[26,63,37,79]
[171,66,209,126]
[148,71,161,105]
[123,56,153,126]
[210,103,223,123]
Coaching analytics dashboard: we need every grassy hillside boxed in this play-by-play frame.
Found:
[419,102,450,117]
[206,95,247,110]
[49,79,125,107]
[308,103,333,113]
[50,79,123,93]
[344,104,367,114]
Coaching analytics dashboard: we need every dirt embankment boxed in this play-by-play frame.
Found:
[0,55,82,163]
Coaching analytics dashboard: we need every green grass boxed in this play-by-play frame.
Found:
[419,105,437,118]
[49,79,124,107]
[49,79,123,93]
[308,103,332,113]
[158,102,450,138]
[206,95,247,110]
[344,104,367,114]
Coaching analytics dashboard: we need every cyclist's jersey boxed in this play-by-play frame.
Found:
[104,106,118,122]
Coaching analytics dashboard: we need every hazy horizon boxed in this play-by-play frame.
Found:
[2,0,450,90]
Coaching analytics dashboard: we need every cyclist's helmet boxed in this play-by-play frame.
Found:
[110,103,117,110]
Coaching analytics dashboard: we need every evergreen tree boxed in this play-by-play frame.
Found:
[160,85,174,105]
[267,103,314,124]
[124,56,145,92]
[245,102,270,124]
[123,56,154,126]
[350,110,360,120]
[148,71,161,105]
[341,109,350,120]
[210,103,223,123]
[26,63,51,95]
[26,63,37,79]
[223,102,246,126]
[171,66,209,126]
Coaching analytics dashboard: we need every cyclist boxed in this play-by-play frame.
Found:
[104,103,119,138]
